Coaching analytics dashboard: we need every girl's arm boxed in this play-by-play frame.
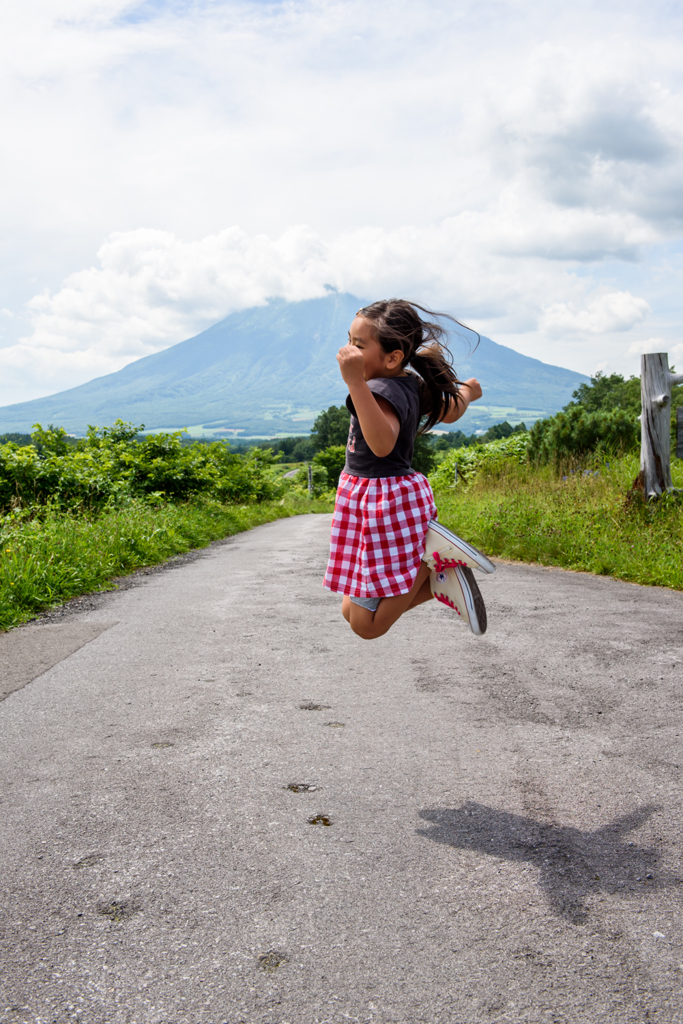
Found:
[337,345,400,457]
[440,378,482,424]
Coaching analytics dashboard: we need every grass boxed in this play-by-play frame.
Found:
[0,492,334,631]
[434,453,683,590]
[5,447,682,629]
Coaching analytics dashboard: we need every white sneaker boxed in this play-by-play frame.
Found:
[430,564,488,636]
[423,520,495,575]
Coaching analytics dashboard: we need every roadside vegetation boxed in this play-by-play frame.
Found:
[436,453,683,590]
[2,369,681,629]
[0,421,333,630]
[433,372,683,591]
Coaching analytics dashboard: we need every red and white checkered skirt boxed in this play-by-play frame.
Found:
[323,471,437,599]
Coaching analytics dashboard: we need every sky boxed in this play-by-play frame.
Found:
[2,0,683,406]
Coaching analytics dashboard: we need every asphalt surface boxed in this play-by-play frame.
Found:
[2,512,683,1024]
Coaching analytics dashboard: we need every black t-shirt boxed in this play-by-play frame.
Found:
[344,375,422,478]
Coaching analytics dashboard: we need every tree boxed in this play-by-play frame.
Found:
[313,445,347,489]
[434,430,475,451]
[480,420,527,443]
[565,369,683,446]
[30,423,76,455]
[290,438,315,462]
[411,433,437,475]
[310,405,351,451]
[0,433,32,447]
[567,372,641,417]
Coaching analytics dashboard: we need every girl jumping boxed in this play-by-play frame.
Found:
[323,299,495,641]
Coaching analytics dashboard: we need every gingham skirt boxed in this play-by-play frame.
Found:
[323,471,437,600]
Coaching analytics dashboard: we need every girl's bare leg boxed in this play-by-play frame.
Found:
[343,561,432,640]
[405,574,433,611]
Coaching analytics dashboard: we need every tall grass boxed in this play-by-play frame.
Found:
[434,453,683,590]
[0,493,333,630]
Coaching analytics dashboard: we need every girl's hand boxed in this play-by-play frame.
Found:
[337,343,366,386]
[460,378,482,402]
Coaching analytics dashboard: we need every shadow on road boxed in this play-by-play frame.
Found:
[417,802,681,923]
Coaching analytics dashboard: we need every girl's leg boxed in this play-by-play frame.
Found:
[345,561,432,640]
[405,574,433,611]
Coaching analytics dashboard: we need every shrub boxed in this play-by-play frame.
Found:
[527,406,639,466]
[0,420,283,514]
[313,445,347,489]
[430,432,530,490]
[293,462,330,497]
[212,447,282,503]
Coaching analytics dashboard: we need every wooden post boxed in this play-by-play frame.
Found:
[307,463,313,497]
[639,353,683,498]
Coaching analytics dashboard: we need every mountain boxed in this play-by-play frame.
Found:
[0,293,588,436]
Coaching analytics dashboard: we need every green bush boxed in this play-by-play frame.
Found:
[0,418,339,629]
[527,406,639,465]
[430,432,530,489]
[0,421,282,513]
[293,462,330,497]
[313,445,347,489]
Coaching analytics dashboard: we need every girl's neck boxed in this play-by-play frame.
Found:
[368,367,408,380]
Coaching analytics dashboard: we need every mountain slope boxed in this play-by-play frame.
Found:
[0,293,588,435]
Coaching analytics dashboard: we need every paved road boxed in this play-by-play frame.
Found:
[2,513,683,1024]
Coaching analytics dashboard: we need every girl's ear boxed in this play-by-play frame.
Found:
[387,348,404,369]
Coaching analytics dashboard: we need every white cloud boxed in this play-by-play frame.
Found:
[1,225,332,388]
[539,291,651,336]
[627,337,683,363]
[487,40,683,229]
[0,209,663,394]
[627,337,667,356]
[2,0,683,397]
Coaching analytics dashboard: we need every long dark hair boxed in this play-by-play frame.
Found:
[356,299,478,434]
